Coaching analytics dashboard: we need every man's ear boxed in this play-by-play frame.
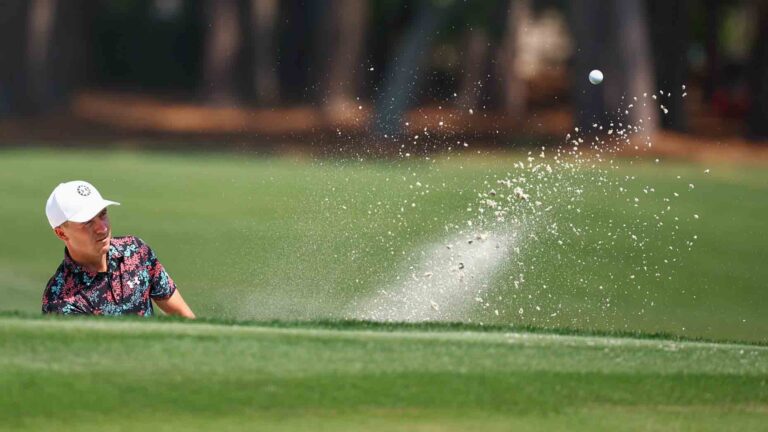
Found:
[53,226,68,242]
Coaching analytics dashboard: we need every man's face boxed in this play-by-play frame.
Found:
[54,208,112,257]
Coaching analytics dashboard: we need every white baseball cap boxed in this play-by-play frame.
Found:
[45,181,120,228]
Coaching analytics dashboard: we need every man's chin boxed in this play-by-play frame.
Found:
[97,237,111,252]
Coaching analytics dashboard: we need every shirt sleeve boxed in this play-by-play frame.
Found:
[145,243,177,300]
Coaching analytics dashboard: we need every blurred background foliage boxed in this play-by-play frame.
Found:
[0,0,765,143]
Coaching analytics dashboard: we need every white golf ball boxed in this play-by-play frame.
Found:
[589,69,603,85]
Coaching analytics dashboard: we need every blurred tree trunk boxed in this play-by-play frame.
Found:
[26,0,58,113]
[202,0,242,104]
[456,29,490,111]
[747,2,768,139]
[648,0,690,132]
[321,0,368,115]
[496,0,530,117]
[613,0,657,135]
[0,1,28,116]
[373,0,453,137]
[569,0,657,135]
[0,0,81,115]
[249,0,279,105]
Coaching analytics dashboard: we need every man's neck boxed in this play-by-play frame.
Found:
[68,248,108,273]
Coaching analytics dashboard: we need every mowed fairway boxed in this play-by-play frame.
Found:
[1,314,767,431]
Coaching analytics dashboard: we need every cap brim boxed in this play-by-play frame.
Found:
[68,200,121,223]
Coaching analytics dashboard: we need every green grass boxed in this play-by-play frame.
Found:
[0,147,767,342]
[2,146,766,430]
[1,314,766,431]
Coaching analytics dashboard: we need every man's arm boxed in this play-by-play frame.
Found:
[154,290,196,319]
[140,238,195,318]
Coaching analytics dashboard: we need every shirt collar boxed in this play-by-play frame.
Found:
[63,239,123,275]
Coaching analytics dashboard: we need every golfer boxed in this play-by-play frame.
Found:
[42,180,195,318]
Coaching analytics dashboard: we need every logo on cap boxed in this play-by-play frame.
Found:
[76,185,92,196]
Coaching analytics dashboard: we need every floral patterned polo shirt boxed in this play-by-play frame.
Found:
[42,236,176,316]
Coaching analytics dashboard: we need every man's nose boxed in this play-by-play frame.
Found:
[95,217,109,233]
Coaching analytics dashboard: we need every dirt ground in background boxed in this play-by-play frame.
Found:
[1,90,766,164]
